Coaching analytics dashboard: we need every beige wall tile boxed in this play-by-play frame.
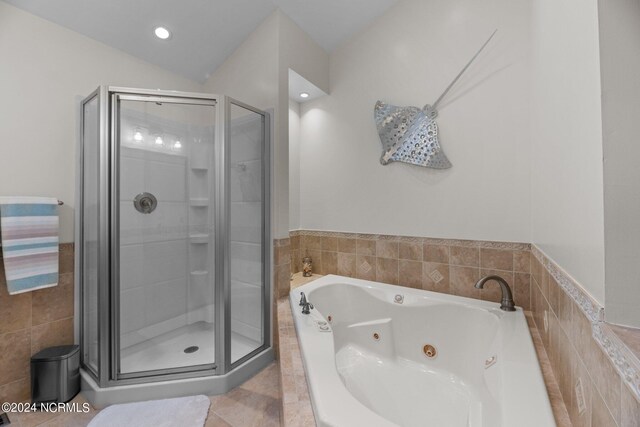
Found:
[0,244,77,412]
[58,248,74,274]
[541,269,550,300]
[276,263,292,298]
[570,357,593,427]
[0,274,32,335]
[549,313,574,416]
[356,255,376,281]
[356,239,376,256]
[376,240,399,259]
[31,273,74,326]
[592,388,618,427]
[532,281,550,348]
[306,250,322,274]
[478,270,514,304]
[376,257,399,285]
[514,251,531,273]
[274,244,290,266]
[0,378,30,404]
[337,238,356,253]
[399,242,422,261]
[548,274,560,315]
[290,249,300,273]
[449,266,480,299]
[514,273,531,310]
[337,253,356,277]
[304,235,322,251]
[570,305,594,362]
[31,317,74,355]
[587,343,621,424]
[550,277,573,337]
[450,246,479,267]
[548,311,561,376]
[423,244,449,263]
[0,329,30,386]
[531,256,543,288]
[321,236,338,252]
[321,252,337,275]
[398,260,422,289]
[480,249,513,271]
[422,262,450,294]
[290,235,300,250]
[621,382,640,427]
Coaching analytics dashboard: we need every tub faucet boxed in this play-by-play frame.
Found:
[474,275,516,312]
[299,292,314,315]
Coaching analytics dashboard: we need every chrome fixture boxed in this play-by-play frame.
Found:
[474,275,516,311]
[299,292,313,315]
[133,192,158,214]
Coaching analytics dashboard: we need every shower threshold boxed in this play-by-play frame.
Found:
[120,321,261,373]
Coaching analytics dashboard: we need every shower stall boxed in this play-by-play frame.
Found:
[77,86,272,406]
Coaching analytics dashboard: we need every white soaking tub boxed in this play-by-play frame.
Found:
[289,275,556,427]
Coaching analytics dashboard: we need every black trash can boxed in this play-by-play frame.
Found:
[30,345,80,404]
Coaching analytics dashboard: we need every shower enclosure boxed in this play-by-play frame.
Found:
[77,87,271,405]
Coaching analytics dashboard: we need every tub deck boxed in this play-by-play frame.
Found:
[277,273,571,427]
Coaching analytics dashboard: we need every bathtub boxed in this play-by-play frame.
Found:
[289,275,556,427]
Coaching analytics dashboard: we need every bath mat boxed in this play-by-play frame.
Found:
[88,395,210,427]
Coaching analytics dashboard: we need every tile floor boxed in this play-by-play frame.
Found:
[4,363,280,427]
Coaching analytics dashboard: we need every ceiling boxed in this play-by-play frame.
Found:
[3,0,398,83]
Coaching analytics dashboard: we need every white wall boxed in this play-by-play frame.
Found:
[289,99,301,230]
[298,0,531,242]
[0,1,202,242]
[599,0,640,326]
[204,10,329,240]
[530,0,605,304]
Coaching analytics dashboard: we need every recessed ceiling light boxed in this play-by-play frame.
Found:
[300,92,310,99]
[154,26,171,40]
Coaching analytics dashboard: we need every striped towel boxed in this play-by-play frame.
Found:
[0,197,59,294]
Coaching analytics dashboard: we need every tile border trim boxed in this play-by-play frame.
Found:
[290,229,530,251]
[531,245,604,323]
[593,322,640,398]
[532,244,640,401]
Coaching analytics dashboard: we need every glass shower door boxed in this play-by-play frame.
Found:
[228,99,268,365]
[114,94,217,376]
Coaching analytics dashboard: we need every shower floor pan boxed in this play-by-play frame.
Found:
[120,321,261,373]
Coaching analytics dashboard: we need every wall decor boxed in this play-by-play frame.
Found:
[374,30,497,169]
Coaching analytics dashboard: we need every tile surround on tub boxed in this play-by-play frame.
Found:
[287,230,640,424]
[290,230,531,310]
[531,244,640,426]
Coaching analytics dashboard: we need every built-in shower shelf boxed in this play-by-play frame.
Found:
[190,198,209,207]
[189,233,209,244]
[190,166,208,171]
[190,270,208,278]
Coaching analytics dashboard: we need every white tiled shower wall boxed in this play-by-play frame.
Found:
[229,110,265,345]
[115,106,265,352]
[119,146,192,348]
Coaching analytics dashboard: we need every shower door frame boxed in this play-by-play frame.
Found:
[78,86,272,387]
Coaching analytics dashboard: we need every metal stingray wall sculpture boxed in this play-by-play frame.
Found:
[374,30,497,169]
